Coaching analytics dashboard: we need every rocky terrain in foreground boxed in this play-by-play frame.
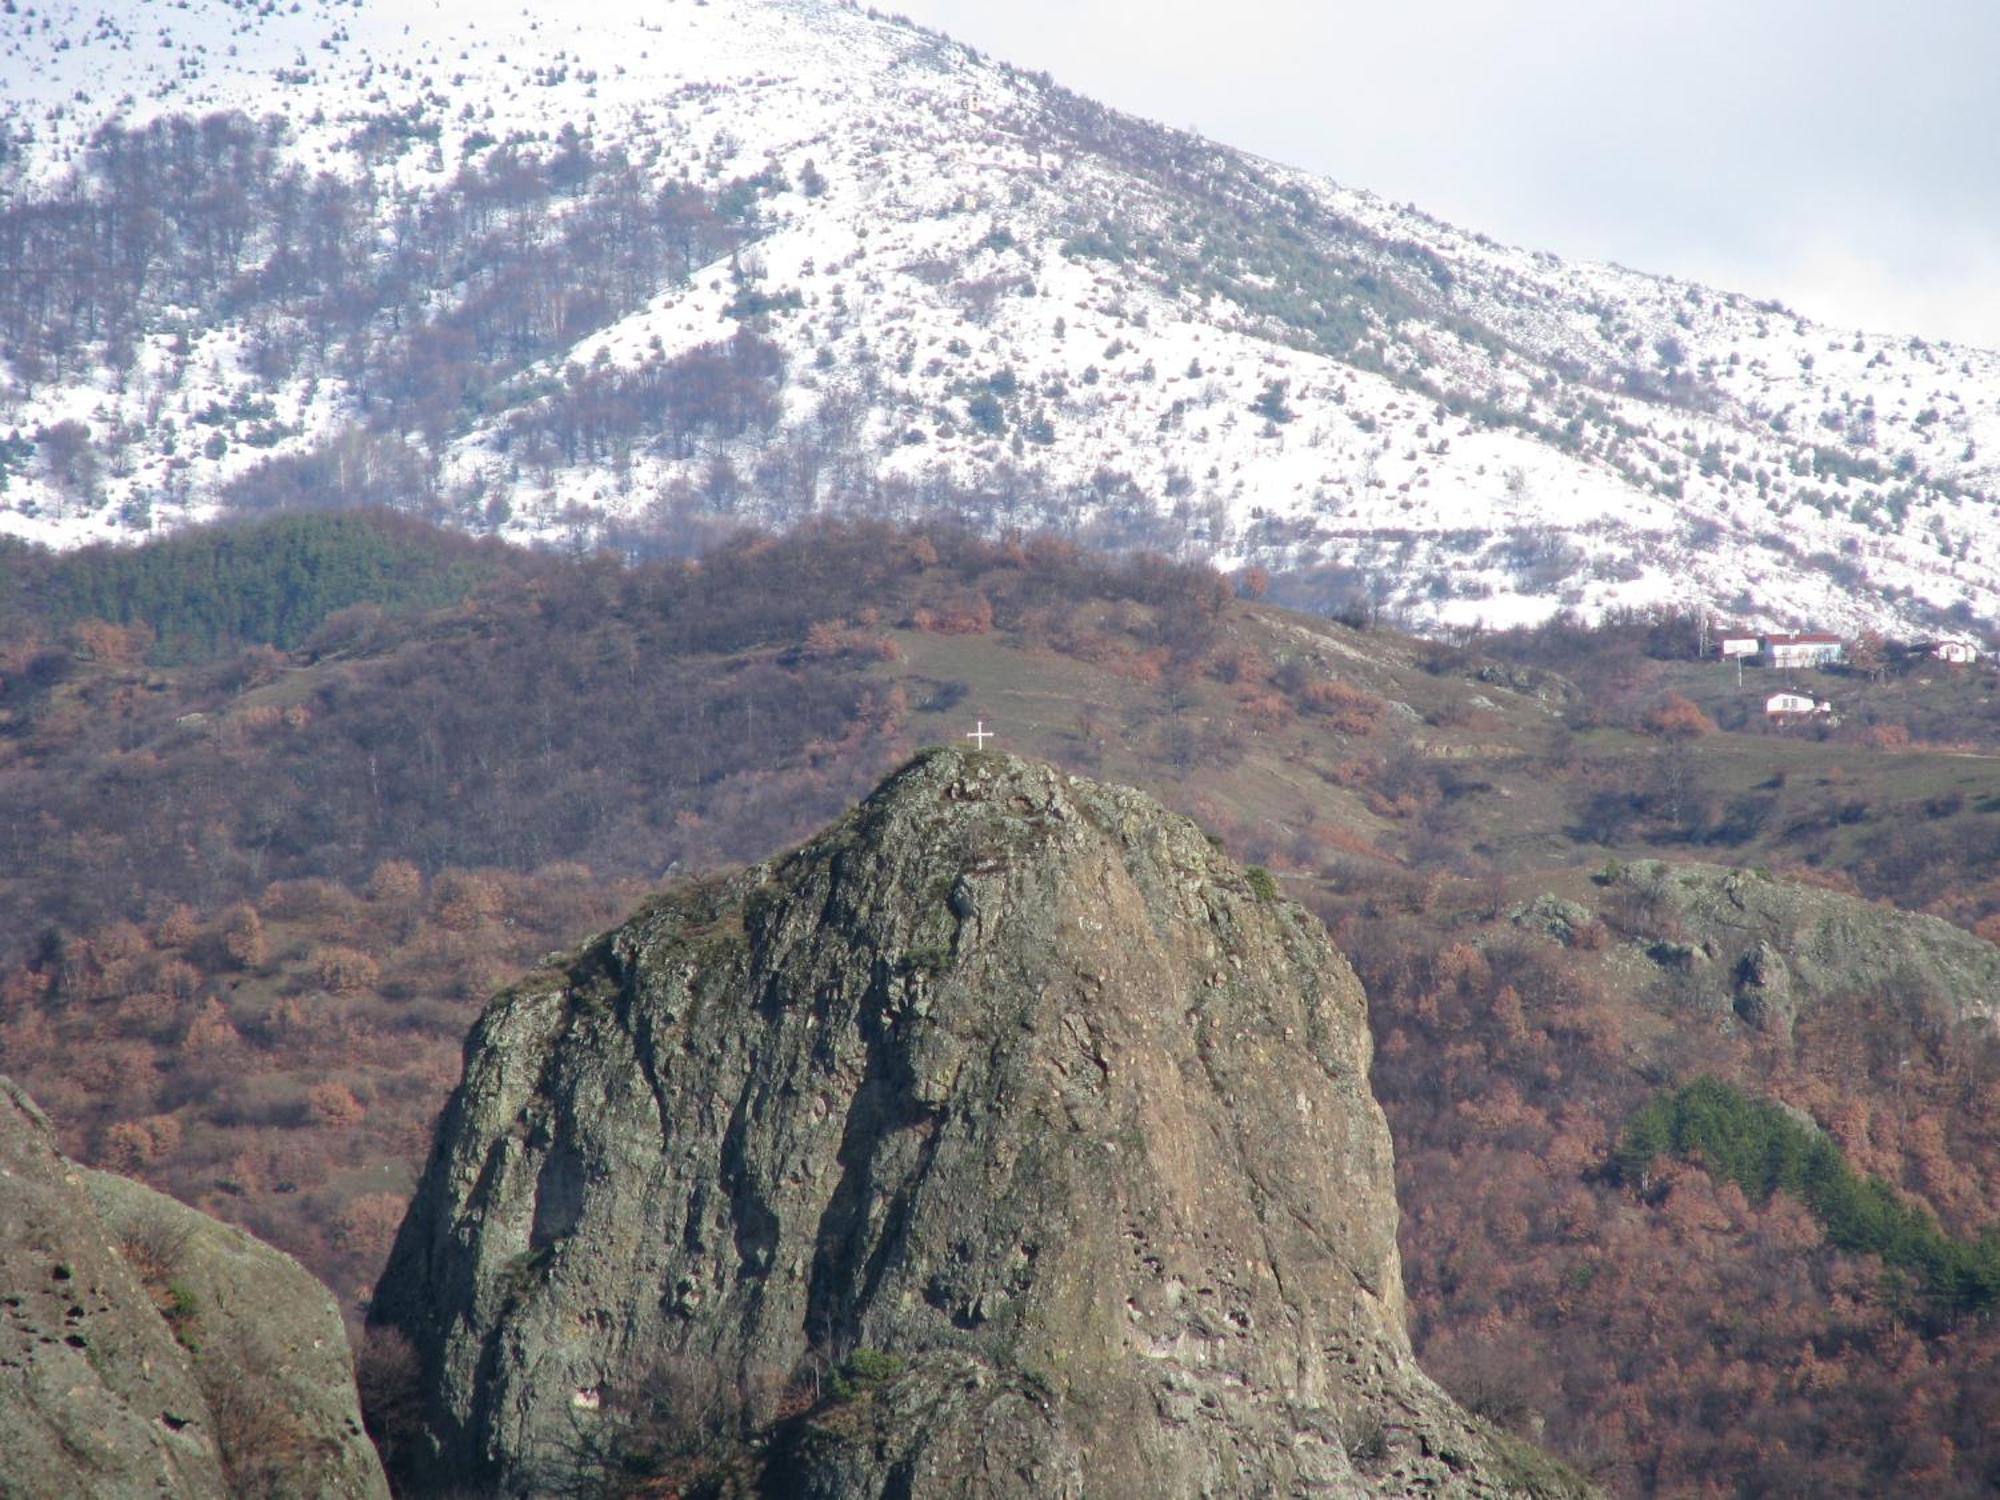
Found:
[0,1077,386,1500]
[370,748,1587,1497]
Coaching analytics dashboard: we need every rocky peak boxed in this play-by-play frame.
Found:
[370,749,1586,1496]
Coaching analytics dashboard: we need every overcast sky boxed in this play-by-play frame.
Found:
[894,0,2000,349]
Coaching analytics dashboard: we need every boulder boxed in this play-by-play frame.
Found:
[0,1077,388,1500]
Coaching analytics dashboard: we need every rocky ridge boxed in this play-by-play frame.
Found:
[370,749,1588,1497]
[0,1077,388,1500]
[1588,859,2000,1039]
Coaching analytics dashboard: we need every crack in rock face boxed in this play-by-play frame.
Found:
[370,748,1590,1498]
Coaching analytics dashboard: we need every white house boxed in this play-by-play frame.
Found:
[1762,633,1845,669]
[1923,638,1981,665]
[1765,692,1830,717]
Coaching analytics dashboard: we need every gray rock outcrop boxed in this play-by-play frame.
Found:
[0,1078,389,1500]
[1601,860,2000,1035]
[372,749,1587,1497]
[1509,895,1598,948]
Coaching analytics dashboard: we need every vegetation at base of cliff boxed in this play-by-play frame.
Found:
[0,111,769,536]
[1482,1425,1599,1500]
[162,1279,203,1351]
[1616,1077,2000,1314]
[583,1352,907,1498]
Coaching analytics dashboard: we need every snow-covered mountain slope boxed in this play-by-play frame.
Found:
[3,0,1998,636]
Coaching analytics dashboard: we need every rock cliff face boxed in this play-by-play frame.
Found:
[372,750,1586,1497]
[0,1078,388,1500]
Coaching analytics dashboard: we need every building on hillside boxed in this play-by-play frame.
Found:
[1716,630,1761,659]
[1761,632,1844,669]
[1917,637,1982,665]
[1765,691,1831,717]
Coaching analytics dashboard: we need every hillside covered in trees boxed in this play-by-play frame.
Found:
[3,511,1999,1494]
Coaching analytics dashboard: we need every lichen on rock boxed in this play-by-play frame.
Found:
[371,749,1590,1497]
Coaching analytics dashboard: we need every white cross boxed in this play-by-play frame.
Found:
[966,720,994,750]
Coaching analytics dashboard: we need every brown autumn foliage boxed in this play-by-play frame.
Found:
[69,617,156,666]
[155,903,201,949]
[334,1193,410,1261]
[1641,691,1717,739]
[927,593,996,635]
[213,905,269,971]
[0,520,1231,969]
[1320,882,2000,1499]
[0,858,652,1311]
[1297,676,1386,735]
[364,860,423,904]
[100,1113,184,1171]
[309,945,381,994]
[306,1082,368,1130]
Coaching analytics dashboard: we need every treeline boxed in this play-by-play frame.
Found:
[0,101,1259,562]
[2,510,519,661]
[1,112,756,392]
[1482,603,1706,677]
[1617,1077,2000,1315]
[497,329,787,470]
